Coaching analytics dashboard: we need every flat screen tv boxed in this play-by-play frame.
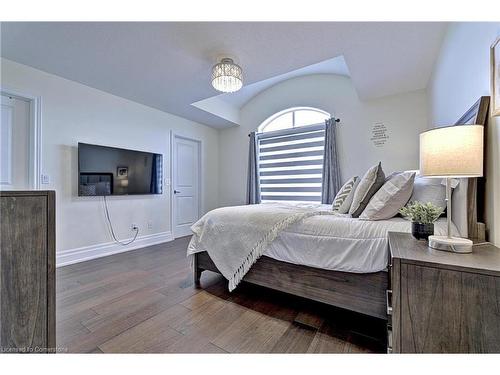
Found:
[78,143,163,196]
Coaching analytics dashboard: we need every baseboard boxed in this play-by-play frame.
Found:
[56,231,174,267]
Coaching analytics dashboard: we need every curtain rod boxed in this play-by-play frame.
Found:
[249,118,340,137]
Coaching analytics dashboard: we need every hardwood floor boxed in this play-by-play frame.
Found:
[56,236,386,353]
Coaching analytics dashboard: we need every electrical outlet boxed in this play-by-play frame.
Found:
[41,174,50,184]
[147,221,153,230]
[131,223,139,231]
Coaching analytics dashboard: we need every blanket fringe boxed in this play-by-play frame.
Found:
[227,210,331,291]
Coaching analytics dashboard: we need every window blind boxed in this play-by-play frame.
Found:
[258,123,325,202]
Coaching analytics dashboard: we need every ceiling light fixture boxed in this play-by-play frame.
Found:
[211,58,243,93]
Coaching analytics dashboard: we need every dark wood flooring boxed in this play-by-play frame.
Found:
[56,236,386,353]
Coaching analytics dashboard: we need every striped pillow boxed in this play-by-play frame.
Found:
[332,176,359,213]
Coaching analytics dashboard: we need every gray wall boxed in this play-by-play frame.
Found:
[1,58,220,254]
[427,22,500,246]
[218,74,429,207]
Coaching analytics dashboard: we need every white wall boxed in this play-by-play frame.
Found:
[427,23,500,246]
[0,58,219,263]
[218,74,429,207]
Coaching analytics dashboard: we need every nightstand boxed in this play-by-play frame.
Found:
[387,232,500,353]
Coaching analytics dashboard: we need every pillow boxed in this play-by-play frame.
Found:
[359,172,416,220]
[332,176,359,213]
[410,175,453,211]
[349,162,385,218]
[384,171,401,182]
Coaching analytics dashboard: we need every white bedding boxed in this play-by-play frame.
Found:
[187,201,334,290]
[263,203,459,273]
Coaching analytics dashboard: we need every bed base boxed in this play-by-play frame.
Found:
[194,251,388,320]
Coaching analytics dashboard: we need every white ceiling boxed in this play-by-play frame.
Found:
[0,22,447,128]
[192,55,351,124]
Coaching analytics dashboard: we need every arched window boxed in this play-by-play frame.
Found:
[258,107,330,133]
[257,107,330,203]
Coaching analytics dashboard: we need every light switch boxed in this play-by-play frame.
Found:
[165,178,171,186]
[41,174,50,184]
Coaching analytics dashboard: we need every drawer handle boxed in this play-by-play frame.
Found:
[387,324,393,352]
[386,289,393,316]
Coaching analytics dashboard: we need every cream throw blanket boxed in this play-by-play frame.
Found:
[187,202,334,291]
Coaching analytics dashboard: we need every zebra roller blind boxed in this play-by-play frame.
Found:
[258,123,325,202]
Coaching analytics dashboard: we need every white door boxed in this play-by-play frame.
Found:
[172,135,201,238]
[0,94,30,190]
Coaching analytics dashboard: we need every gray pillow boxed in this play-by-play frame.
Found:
[360,172,415,220]
[384,171,401,182]
[349,162,385,218]
[332,176,359,213]
[410,175,449,210]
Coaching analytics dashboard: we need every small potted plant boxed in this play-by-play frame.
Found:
[399,201,444,240]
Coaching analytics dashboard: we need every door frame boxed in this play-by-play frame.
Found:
[170,131,202,239]
[0,86,42,190]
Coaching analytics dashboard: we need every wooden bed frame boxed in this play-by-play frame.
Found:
[194,251,389,319]
[193,97,490,321]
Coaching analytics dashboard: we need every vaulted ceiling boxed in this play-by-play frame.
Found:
[0,22,447,128]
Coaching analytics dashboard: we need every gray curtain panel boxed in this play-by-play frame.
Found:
[321,118,342,204]
[246,132,261,204]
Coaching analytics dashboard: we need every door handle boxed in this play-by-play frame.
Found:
[174,190,181,194]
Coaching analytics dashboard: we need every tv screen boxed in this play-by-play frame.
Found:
[78,143,163,196]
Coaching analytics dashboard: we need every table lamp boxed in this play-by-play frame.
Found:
[419,125,483,253]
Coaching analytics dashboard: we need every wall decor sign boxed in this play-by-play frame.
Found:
[371,122,389,147]
[491,36,500,117]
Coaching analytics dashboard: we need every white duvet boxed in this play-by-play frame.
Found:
[264,204,459,273]
[189,201,460,276]
[187,201,335,290]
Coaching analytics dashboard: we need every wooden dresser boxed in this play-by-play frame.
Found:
[0,191,56,353]
[387,232,500,353]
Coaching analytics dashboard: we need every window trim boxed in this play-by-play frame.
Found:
[258,107,330,133]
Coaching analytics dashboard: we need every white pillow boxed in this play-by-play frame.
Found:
[332,176,359,213]
[360,172,415,221]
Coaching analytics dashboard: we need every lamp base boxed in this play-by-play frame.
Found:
[428,235,473,253]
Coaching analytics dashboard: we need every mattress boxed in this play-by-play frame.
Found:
[263,204,459,273]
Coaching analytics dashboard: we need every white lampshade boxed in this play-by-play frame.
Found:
[420,125,483,178]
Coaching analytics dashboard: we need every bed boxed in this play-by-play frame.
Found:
[190,205,459,319]
[261,206,458,274]
[189,97,490,320]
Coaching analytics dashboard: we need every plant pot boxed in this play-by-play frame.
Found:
[412,222,434,241]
